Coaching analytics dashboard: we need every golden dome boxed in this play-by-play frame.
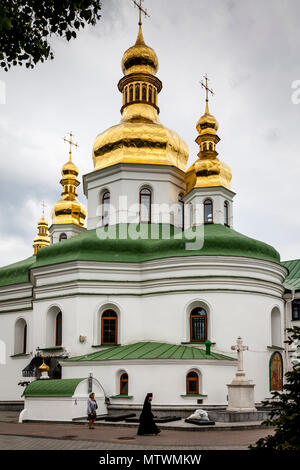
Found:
[184,81,232,194]
[33,207,50,255]
[93,24,189,172]
[52,152,87,227]
[39,358,50,372]
[122,25,158,76]
[93,120,189,171]
[62,159,79,176]
[196,111,219,134]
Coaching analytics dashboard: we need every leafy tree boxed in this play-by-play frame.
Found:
[0,0,102,71]
[250,326,300,450]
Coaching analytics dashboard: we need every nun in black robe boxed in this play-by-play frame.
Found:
[137,393,161,435]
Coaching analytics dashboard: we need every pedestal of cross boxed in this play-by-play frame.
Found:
[226,336,256,412]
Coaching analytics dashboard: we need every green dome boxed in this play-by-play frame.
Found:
[0,224,280,288]
[34,223,280,267]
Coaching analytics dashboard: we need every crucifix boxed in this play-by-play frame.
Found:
[231,336,249,373]
[41,200,46,217]
[200,74,214,113]
[63,131,78,161]
[132,0,150,26]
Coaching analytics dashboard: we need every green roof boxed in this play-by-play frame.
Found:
[23,378,85,397]
[282,259,300,291]
[0,255,35,288]
[0,223,281,288]
[64,342,236,362]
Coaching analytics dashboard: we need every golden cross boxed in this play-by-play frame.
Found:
[41,201,46,217]
[200,74,214,112]
[63,131,78,161]
[132,0,149,26]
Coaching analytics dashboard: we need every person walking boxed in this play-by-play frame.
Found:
[87,392,98,429]
[137,392,161,435]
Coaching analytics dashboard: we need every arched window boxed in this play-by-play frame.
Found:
[125,86,128,104]
[224,201,229,226]
[153,88,157,105]
[14,319,27,355]
[120,373,128,395]
[186,371,199,395]
[55,312,62,347]
[142,84,147,101]
[23,324,27,354]
[140,187,152,223]
[135,83,140,100]
[102,190,110,226]
[148,86,152,102]
[204,199,213,224]
[271,308,281,347]
[292,300,300,320]
[59,233,67,242]
[101,310,118,344]
[178,195,184,230]
[209,142,213,151]
[270,352,283,391]
[129,85,133,102]
[190,307,207,342]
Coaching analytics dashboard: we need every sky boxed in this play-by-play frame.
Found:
[1,0,300,267]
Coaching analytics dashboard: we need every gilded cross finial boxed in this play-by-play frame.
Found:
[200,74,214,114]
[41,201,46,217]
[63,131,78,161]
[132,0,149,26]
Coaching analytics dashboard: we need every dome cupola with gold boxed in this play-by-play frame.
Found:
[33,203,50,255]
[49,133,87,244]
[92,11,189,173]
[184,76,235,228]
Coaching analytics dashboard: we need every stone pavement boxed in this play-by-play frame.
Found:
[0,416,274,450]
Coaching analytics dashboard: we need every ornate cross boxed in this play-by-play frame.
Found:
[64,131,78,161]
[41,201,46,217]
[200,74,214,112]
[231,336,249,372]
[132,0,149,26]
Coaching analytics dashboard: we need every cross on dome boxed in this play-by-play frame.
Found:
[200,74,214,114]
[64,131,78,161]
[132,0,150,26]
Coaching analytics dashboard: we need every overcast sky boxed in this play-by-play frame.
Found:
[1,0,300,267]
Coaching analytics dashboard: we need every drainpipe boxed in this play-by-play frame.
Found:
[284,289,295,374]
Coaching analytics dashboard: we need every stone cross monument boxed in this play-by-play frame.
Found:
[227,336,256,412]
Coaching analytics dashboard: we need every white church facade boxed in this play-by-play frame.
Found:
[0,18,299,415]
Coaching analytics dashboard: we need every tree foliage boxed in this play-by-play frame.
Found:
[250,326,300,450]
[0,0,102,71]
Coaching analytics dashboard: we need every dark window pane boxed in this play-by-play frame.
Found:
[103,319,116,343]
[204,200,213,223]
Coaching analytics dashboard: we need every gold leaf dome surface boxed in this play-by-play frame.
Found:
[93,25,189,172]
[121,25,158,76]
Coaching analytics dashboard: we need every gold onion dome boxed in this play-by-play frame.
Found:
[121,25,158,76]
[33,207,50,255]
[39,358,50,372]
[52,150,86,227]
[185,84,232,193]
[93,24,189,172]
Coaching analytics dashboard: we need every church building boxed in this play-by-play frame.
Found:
[0,13,299,415]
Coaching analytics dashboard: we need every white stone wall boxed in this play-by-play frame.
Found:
[83,163,186,230]
[0,256,287,403]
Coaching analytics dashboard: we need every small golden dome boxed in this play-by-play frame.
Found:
[39,358,50,372]
[196,112,219,134]
[62,159,79,176]
[121,25,158,76]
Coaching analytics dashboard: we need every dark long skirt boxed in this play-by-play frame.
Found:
[137,410,160,435]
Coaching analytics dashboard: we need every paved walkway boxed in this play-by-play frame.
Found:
[0,417,274,450]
